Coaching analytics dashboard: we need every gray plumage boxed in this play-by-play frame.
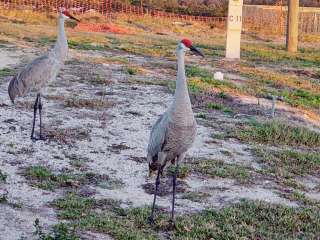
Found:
[8,11,69,103]
[147,42,197,171]
[8,55,62,103]
[7,8,78,141]
[148,40,203,225]
[147,111,196,169]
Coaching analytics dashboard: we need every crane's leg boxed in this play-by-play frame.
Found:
[169,152,186,227]
[31,94,40,141]
[148,152,166,225]
[38,94,46,141]
[148,165,161,224]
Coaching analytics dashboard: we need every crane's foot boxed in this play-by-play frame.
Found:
[148,216,155,225]
[31,135,47,142]
[168,219,177,230]
[39,135,47,141]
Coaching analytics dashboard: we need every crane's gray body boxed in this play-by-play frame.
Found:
[147,43,197,169]
[8,14,68,103]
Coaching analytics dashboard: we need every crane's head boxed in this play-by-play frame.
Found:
[59,7,80,22]
[179,39,204,57]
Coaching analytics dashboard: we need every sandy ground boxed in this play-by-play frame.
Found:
[0,44,315,239]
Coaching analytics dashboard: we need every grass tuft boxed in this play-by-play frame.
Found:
[174,200,320,239]
[206,102,233,114]
[0,67,14,78]
[25,165,108,191]
[191,159,251,184]
[254,148,320,177]
[234,120,320,148]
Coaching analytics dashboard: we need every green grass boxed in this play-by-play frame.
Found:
[181,191,210,203]
[242,44,320,68]
[78,209,159,240]
[234,120,320,148]
[282,190,320,209]
[53,194,96,220]
[240,65,320,109]
[0,67,14,77]
[54,195,159,240]
[34,219,79,240]
[167,165,190,179]
[206,102,233,114]
[196,112,207,119]
[186,65,212,81]
[68,40,108,51]
[124,66,139,75]
[173,200,320,239]
[191,159,251,184]
[254,148,320,177]
[51,196,320,240]
[25,165,106,191]
[282,89,320,109]
[38,36,56,46]
[186,65,236,90]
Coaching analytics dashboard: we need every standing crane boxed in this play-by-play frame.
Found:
[8,8,79,141]
[147,39,204,225]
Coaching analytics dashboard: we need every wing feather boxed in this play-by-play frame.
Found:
[147,112,169,159]
[8,55,55,103]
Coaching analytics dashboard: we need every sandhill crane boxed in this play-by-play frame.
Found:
[147,39,204,225]
[8,8,79,141]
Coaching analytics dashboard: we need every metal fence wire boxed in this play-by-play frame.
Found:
[0,0,319,34]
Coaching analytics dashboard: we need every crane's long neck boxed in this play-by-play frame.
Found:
[50,16,68,61]
[168,45,194,125]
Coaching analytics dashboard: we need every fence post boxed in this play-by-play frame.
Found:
[286,0,299,52]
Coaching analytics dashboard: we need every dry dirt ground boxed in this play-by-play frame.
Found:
[0,31,319,239]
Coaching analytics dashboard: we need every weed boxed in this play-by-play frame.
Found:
[68,40,107,51]
[206,102,233,114]
[196,113,207,119]
[54,194,96,220]
[174,200,320,239]
[218,91,228,99]
[124,66,139,75]
[282,191,320,208]
[254,148,320,177]
[191,159,251,184]
[64,98,114,109]
[34,219,79,240]
[38,36,55,46]
[25,165,108,191]
[186,65,212,81]
[45,127,91,145]
[234,120,320,148]
[167,165,190,179]
[0,67,14,77]
[181,191,210,203]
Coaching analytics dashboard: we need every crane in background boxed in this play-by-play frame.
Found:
[8,8,79,141]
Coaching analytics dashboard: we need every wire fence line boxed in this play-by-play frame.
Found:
[0,0,319,34]
[243,5,320,34]
[0,0,226,25]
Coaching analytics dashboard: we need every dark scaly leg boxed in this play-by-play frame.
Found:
[38,94,46,141]
[31,94,40,141]
[169,157,180,227]
[148,165,161,225]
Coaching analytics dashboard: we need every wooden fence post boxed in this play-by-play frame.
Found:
[286,0,299,52]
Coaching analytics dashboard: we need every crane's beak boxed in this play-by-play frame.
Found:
[190,45,205,58]
[63,10,80,22]
[69,14,80,22]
